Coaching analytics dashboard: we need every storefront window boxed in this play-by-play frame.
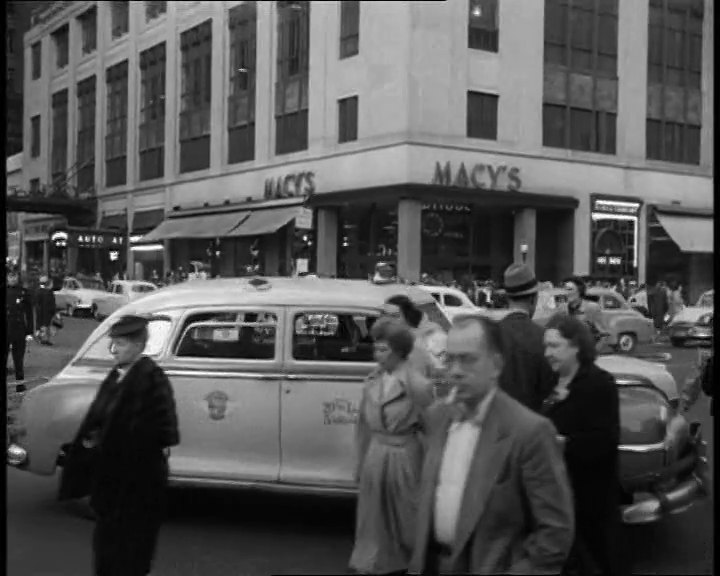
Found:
[591,218,636,279]
[338,203,397,279]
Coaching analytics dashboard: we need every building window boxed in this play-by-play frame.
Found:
[179,20,212,173]
[646,0,703,165]
[76,76,96,195]
[340,0,359,59]
[338,96,358,143]
[31,115,41,158]
[52,25,69,70]
[275,1,310,155]
[111,1,130,39]
[228,2,257,165]
[106,61,129,187]
[79,7,97,55]
[31,41,42,80]
[468,0,499,52]
[145,1,167,22]
[467,92,498,140]
[544,0,618,76]
[30,178,41,195]
[8,30,15,55]
[543,104,616,154]
[139,43,166,181]
[51,90,69,184]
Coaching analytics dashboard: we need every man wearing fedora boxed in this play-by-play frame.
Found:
[498,263,556,412]
[59,315,179,576]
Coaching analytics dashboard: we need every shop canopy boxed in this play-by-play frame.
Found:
[141,211,251,242]
[655,211,713,254]
[227,205,305,237]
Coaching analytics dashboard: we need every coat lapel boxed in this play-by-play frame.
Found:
[450,394,513,559]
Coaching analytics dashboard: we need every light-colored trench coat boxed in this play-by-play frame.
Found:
[349,363,434,575]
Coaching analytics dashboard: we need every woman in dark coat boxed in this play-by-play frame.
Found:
[59,315,180,576]
[542,313,625,576]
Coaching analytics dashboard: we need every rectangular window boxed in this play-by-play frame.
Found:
[338,96,358,143]
[175,311,278,360]
[79,7,97,55]
[543,103,616,154]
[51,90,69,184]
[646,0,703,164]
[544,0,618,75]
[76,76,96,195]
[139,43,166,181]
[467,92,498,140]
[145,1,167,22]
[52,25,69,70]
[276,1,310,155]
[468,0,499,52]
[179,20,212,173]
[31,115,41,158]
[30,178,41,194]
[31,41,42,80]
[105,62,129,187]
[228,2,257,165]
[339,0,359,59]
[292,311,377,362]
[111,1,130,39]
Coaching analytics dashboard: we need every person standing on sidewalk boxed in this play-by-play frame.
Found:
[34,275,57,346]
[59,315,180,576]
[6,268,35,382]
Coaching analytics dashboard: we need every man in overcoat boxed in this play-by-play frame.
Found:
[408,315,574,575]
[6,268,35,382]
[34,275,57,345]
[59,315,180,576]
[497,263,556,412]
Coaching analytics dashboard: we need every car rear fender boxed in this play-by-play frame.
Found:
[16,381,99,475]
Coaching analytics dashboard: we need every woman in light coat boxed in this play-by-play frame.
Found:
[350,317,434,576]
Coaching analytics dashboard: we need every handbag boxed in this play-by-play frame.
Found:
[51,312,63,329]
[57,439,98,501]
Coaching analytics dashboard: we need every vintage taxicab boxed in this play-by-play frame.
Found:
[669,289,714,347]
[53,276,108,317]
[91,280,158,321]
[7,277,707,524]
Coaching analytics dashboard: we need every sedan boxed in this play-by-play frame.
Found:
[91,280,158,321]
[669,289,714,347]
[418,285,481,320]
[53,277,108,317]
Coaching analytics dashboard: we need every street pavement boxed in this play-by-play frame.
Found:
[6,316,714,575]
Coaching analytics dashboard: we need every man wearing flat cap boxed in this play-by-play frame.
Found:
[59,314,179,576]
[497,264,556,412]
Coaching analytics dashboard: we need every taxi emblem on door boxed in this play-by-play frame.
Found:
[205,390,230,421]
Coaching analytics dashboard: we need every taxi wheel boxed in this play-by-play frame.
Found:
[616,333,637,354]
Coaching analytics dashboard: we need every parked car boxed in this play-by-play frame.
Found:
[669,289,714,347]
[53,276,108,317]
[533,287,569,327]
[91,280,158,321]
[7,277,707,525]
[418,285,481,320]
[585,287,656,353]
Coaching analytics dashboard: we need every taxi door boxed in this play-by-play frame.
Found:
[162,307,284,483]
[279,306,377,489]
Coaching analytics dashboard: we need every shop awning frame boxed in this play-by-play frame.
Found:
[141,211,251,242]
[227,205,305,237]
[655,212,713,254]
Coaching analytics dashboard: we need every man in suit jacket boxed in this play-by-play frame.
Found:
[409,315,574,575]
[498,264,556,412]
[59,315,179,576]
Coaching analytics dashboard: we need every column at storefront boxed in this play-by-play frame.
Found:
[317,207,338,277]
[637,204,648,285]
[513,208,536,270]
[397,199,422,283]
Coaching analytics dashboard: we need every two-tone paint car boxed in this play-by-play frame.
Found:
[7,277,707,524]
[91,280,158,321]
[669,289,714,347]
[53,276,108,317]
[418,285,481,320]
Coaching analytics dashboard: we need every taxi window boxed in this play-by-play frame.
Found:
[602,295,624,310]
[81,317,173,361]
[292,312,377,362]
[132,284,155,293]
[444,294,464,307]
[175,311,278,360]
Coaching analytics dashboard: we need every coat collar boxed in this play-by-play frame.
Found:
[365,363,411,407]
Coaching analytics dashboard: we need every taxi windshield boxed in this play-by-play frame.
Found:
[79,317,174,362]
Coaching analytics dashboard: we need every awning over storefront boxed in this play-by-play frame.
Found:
[227,205,304,237]
[655,212,713,253]
[142,211,251,242]
[132,209,165,233]
[99,213,127,230]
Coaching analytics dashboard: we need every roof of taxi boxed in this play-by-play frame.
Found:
[123,277,438,314]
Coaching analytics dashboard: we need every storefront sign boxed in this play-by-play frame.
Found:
[423,202,472,213]
[295,207,314,230]
[431,161,522,192]
[264,171,316,200]
[592,199,641,216]
[52,229,126,249]
[596,255,623,266]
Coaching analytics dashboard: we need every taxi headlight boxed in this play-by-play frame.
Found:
[7,444,27,466]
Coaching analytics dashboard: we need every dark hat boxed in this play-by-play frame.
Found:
[503,263,539,297]
[109,315,149,338]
